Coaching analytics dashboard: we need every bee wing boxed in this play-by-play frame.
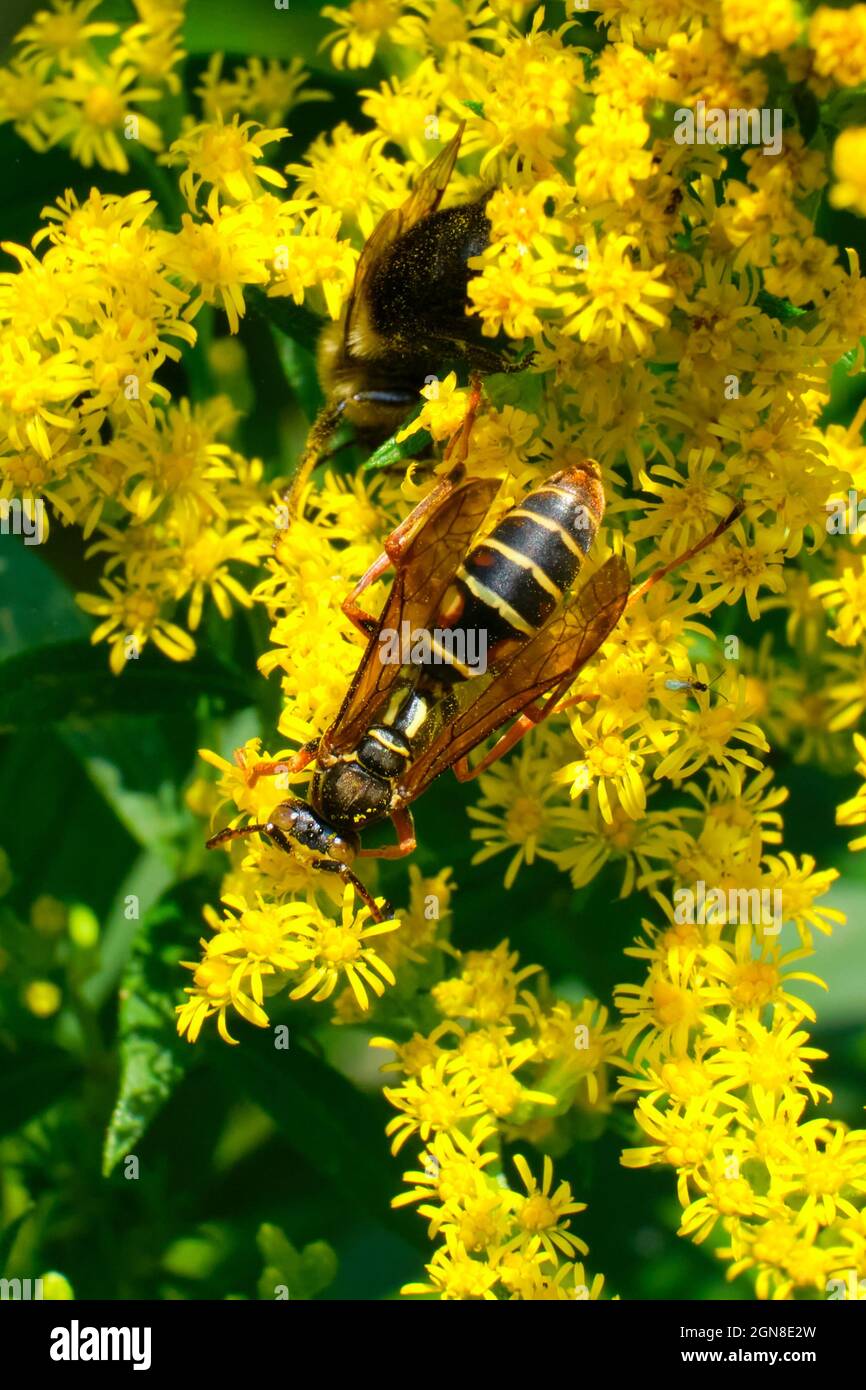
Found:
[327,473,500,753]
[395,121,466,228]
[345,123,465,347]
[395,554,631,801]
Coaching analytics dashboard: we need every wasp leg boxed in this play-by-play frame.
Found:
[310,858,393,923]
[453,711,542,782]
[358,807,416,860]
[340,460,472,635]
[443,373,483,464]
[245,740,319,788]
[627,500,745,606]
[342,550,395,639]
[453,680,600,782]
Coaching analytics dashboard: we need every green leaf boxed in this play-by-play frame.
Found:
[363,417,430,472]
[246,286,322,354]
[0,642,256,731]
[0,1208,35,1276]
[256,1225,338,1300]
[0,1044,81,1140]
[755,290,808,323]
[218,1030,428,1250]
[184,0,333,65]
[272,326,323,421]
[102,878,209,1176]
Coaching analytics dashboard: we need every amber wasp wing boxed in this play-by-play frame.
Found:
[325,471,501,753]
[394,554,631,801]
[344,122,466,354]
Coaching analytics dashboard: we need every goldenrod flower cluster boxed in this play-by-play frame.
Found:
[0,0,343,670]
[4,0,866,1300]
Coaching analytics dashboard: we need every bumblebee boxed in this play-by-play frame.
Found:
[293,123,526,502]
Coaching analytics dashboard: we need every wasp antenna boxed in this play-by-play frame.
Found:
[206,822,269,850]
[628,499,744,606]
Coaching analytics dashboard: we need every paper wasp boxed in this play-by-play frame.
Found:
[208,406,744,920]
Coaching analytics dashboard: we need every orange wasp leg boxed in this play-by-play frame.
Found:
[341,376,487,639]
[453,674,589,783]
[443,373,483,465]
[358,806,417,859]
[241,740,319,789]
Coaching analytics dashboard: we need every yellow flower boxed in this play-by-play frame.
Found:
[836,733,866,851]
[468,736,564,887]
[0,57,57,151]
[48,60,163,171]
[175,521,264,630]
[164,115,289,216]
[161,206,271,333]
[720,0,803,57]
[288,886,398,1010]
[24,980,63,1017]
[468,12,587,173]
[114,8,185,94]
[14,0,117,67]
[556,722,662,824]
[384,1055,490,1155]
[830,128,866,219]
[267,204,358,321]
[320,1,404,69]
[285,123,400,238]
[575,99,654,207]
[510,1154,588,1260]
[431,943,541,1025]
[560,233,675,358]
[809,6,866,88]
[468,243,560,341]
[77,578,196,673]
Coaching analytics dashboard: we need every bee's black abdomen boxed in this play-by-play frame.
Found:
[369,198,492,338]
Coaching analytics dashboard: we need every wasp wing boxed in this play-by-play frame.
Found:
[345,123,465,351]
[327,473,500,753]
[395,554,631,801]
